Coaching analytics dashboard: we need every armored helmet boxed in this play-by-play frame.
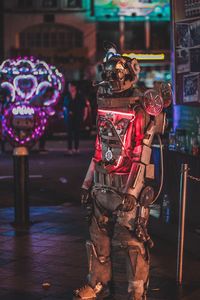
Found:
[101,41,140,93]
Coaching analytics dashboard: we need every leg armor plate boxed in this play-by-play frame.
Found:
[74,216,112,300]
[113,224,149,300]
[126,243,150,300]
[88,217,112,287]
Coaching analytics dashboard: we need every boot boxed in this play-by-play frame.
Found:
[73,282,110,300]
[128,291,147,300]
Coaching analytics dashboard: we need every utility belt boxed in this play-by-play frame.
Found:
[94,167,129,192]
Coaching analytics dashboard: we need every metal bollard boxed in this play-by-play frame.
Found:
[13,146,30,226]
[176,163,188,285]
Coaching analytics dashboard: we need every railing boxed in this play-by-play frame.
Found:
[176,163,200,285]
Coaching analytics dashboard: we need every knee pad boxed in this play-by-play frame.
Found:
[86,240,109,268]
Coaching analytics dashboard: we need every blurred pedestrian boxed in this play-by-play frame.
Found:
[63,81,86,155]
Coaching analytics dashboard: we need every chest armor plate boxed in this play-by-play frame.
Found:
[97,109,135,166]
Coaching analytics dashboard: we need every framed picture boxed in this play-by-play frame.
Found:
[183,73,200,103]
[190,47,200,72]
[190,20,200,47]
[176,48,190,73]
[176,23,190,48]
[185,0,200,18]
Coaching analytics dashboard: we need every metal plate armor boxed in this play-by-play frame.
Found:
[97,108,135,167]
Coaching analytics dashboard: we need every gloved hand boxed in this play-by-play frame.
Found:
[119,194,136,212]
[81,188,93,224]
[80,188,90,206]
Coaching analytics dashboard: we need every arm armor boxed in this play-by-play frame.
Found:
[82,136,102,190]
[123,112,166,199]
[82,158,96,190]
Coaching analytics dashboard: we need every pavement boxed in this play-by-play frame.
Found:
[0,139,200,300]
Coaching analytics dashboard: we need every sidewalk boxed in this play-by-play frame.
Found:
[0,139,200,299]
[149,216,200,259]
[1,203,200,300]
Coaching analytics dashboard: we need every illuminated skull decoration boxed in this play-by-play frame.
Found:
[0,57,64,147]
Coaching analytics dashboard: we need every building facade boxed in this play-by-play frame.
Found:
[2,0,171,84]
[3,0,96,80]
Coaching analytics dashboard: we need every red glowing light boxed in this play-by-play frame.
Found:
[98,109,135,118]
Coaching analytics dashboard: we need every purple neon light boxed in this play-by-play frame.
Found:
[36,81,51,95]
[1,82,15,102]
[12,105,34,116]
[0,58,64,104]
[3,105,48,145]
[14,74,38,100]
[0,57,64,147]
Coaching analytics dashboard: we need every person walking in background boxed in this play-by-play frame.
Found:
[63,81,87,155]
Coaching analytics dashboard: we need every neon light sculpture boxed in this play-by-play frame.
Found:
[0,57,64,147]
[1,82,16,102]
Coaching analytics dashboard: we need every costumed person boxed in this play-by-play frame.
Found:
[74,42,172,300]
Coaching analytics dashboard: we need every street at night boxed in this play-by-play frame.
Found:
[0,139,200,300]
[0,0,200,299]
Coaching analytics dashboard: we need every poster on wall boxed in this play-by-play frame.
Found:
[190,47,200,72]
[184,0,200,18]
[176,48,190,73]
[183,73,200,103]
[176,23,190,48]
[190,20,200,47]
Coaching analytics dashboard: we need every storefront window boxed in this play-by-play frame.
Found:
[68,0,82,8]
[151,22,170,50]
[36,33,42,47]
[43,32,50,48]
[125,22,145,50]
[19,24,83,50]
[27,32,35,47]
[42,0,58,8]
[17,0,33,8]
[63,0,82,8]
[97,22,120,58]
